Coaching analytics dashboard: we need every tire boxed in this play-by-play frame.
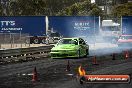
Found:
[80,79,83,85]
[77,49,80,58]
[34,39,39,44]
[42,39,46,44]
[25,39,30,44]
[84,49,89,57]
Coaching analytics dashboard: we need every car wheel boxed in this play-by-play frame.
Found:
[84,49,88,57]
[42,39,46,44]
[25,39,30,44]
[34,39,39,44]
[77,49,80,58]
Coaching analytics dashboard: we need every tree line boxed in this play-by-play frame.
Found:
[0,0,131,17]
[0,0,102,16]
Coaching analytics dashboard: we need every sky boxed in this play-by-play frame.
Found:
[91,0,95,3]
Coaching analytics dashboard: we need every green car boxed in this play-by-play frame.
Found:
[50,38,89,58]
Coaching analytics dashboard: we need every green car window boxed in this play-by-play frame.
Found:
[58,39,72,44]
[73,39,78,45]
[58,39,78,45]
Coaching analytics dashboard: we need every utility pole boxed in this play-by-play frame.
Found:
[20,31,22,48]
[104,0,108,19]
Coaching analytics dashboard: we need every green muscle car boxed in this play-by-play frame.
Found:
[50,38,89,58]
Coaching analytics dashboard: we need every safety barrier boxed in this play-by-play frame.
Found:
[0,45,54,62]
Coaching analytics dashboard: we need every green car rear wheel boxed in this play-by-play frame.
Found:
[78,49,80,58]
[84,49,89,57]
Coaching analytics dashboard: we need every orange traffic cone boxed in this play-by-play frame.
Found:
[92,56,99,65]
[66,60,70,72]
[32,67,38,82]
[125,51,129,59]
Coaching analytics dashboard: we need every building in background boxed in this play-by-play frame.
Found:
[94,0,130,43]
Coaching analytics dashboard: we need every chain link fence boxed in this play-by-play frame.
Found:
[0,33,30,49]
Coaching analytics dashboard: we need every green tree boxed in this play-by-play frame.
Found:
[0,0,102,16]
[9,0,46,16]
[56,0,103,16]
[112,2,132,17]
[0,4,3,15]
[7,0,87,16]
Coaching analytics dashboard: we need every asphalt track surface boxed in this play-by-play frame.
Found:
[54,61,132,88]
[0,43,132,88]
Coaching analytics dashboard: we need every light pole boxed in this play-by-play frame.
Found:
[94,16,96,54]
[20,31,22,48]
[104,0,108,19]
[12,33,14,48]
[0,31,3,49]
[7,31,12,48]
